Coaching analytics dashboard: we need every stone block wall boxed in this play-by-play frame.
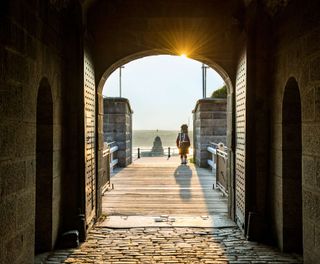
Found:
[0,1,82,263]
[103,98,133,167]
[193,98,227,167]
[0,0,83,264]
[2,0,320,263]
[269,1,320,262]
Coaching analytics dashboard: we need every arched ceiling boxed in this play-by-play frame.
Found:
[79,0,292,92]
[80,0,292,17]
[51,0,292,16]
[85,0,245,86]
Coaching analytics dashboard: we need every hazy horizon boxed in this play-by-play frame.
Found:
[132,129,187,131]
[132,129,193,148]
[103,55,224,130]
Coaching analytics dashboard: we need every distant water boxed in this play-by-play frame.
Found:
[133,130,193,149]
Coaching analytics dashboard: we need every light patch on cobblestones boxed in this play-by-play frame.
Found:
[37,227,303,264]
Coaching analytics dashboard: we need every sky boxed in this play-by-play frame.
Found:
[102,55,224,130]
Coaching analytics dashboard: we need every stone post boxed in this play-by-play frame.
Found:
[103,97,133,167]
[193,98,227,167]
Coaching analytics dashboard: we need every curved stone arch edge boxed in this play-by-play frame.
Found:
[96,50,234,96]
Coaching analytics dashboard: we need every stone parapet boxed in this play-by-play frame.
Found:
[103,98,133,167]
[193,98,227,167]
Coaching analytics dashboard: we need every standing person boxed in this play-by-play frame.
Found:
[176,124,191,164]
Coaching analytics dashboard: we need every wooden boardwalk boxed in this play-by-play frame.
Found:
[102,157,228,217]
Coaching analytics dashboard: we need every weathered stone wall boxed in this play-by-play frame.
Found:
[103,98,133,167]
[2,0,320,263]
[0,2,62,262]
[0,1,83,263]
[269,1,320,262]
[193,99,227,168]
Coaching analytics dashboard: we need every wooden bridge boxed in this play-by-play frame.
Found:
[102,157,228,218]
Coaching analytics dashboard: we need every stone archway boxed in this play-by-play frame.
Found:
[35,78,53,254]
[96,51,235,219]
[85,0,244,224]
[282,77,302,253]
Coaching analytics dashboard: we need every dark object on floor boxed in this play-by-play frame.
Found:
[59,230,80,249]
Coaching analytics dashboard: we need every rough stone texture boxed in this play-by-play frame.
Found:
[103,97,133,167]
[193,99,227,168]
[2,0,320,263]
[269,0,320,261]
[0,1,83,263]
[38,226,302,264]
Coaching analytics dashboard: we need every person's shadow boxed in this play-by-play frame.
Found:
[174,165,192,200]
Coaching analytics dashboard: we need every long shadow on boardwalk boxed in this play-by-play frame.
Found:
[174,164,192,200]
[102,157,229,220]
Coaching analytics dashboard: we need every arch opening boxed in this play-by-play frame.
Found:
[35,78,54,254]
[98,53,233,219]
[103,55,227,126]
[282,77,302,253]
[97,51,233,95]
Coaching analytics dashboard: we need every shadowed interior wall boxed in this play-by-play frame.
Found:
[2,0,320,263]
[269,1,320,261]
[0,1,79,263]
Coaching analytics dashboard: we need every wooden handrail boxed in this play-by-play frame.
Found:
[207,142,228,196]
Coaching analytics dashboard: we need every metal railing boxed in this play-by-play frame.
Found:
[133,146,180,159]
[105,141,119,172]
[207,142,228,196]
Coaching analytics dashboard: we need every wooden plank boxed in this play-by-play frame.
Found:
[102,157,228,217]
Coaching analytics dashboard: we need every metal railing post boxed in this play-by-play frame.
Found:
[168,147,171,158]
[138,148,140,159]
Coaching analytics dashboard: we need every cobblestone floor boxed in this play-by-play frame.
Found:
[39,227,303,264]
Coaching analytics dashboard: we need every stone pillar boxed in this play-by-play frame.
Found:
[103,98,133,167]
[193,98,227,167]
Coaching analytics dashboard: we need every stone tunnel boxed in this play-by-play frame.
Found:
[1,0,320,263]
